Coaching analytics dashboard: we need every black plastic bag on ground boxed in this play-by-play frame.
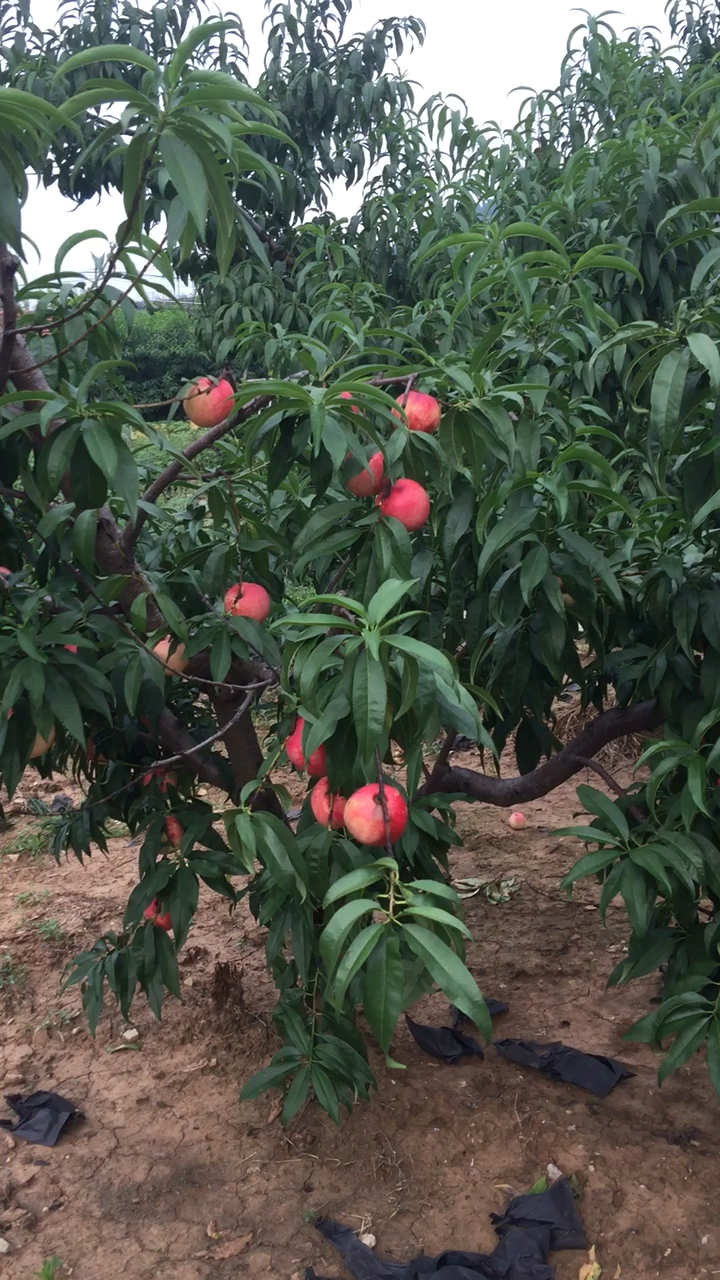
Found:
[307,1219,553,1279]
[0,1091,82,1146]
[405,1015,485,1064]
[306,1179,584,1280]
[493,1038,634,1098]
[404,1000,509,1065]
[490,1179,587,1252]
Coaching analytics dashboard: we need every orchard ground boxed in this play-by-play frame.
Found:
[1,740,718,1280]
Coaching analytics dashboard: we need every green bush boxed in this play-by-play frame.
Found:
[118,306,207,420]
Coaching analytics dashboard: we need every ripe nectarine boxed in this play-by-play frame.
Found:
[285,717,327,777]
[392,390,441,433]
[379,478,430,531]
[164,815,183,847]
[153,636,188,674]
[310,778,346,829]
[184,376,235,429]
[144,899,172,931]
[224,581,271,623]
[344,782,408,846]
[345,451,385,499]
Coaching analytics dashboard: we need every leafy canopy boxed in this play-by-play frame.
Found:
[3,0,720,1116]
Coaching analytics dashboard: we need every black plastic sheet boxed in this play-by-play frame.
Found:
[493,1039,634,1098]
[405,1015,485,1064]
[0,1090,82,1146]
[305,1179,586,1280]
[405,1001,509,1065]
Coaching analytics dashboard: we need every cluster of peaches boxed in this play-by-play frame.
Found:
[183,376,440,533]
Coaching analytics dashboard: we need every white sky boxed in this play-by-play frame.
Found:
[22,0,671,277]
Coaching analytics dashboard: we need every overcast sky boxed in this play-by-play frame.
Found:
[22,0,672,278]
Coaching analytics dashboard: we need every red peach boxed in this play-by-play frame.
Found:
[285,717,327,777]
[339,390,360,414]
[184,376,235,429]
[224,582,271,623]
[142,768,177,792]
[392,390,441,433]
[144,899,172,931]
[8,714,57,759]
[343,782,408,846]
[164,815,184,847]
[153,636,188,674]
[508,812,527,830]
[379,478,430,531]
[345,451,385,499]
[310,778,347,829]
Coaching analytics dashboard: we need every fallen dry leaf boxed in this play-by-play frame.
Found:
[213,1232,253,1260]
[579,1245,602,1280]
[193,1231,252,1261]
[267,1094,283,1124]
[206,1220,220,1239]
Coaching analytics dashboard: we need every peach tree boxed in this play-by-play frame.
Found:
[3,0,720,1118]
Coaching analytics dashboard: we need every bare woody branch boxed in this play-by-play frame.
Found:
[0,242,19,395]
[422,700,662,806]
[123,392,274,550]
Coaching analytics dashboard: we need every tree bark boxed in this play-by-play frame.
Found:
[422,700,662,805]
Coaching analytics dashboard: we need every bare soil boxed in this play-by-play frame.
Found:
[1,752,719,1280]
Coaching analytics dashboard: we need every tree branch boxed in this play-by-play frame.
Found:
[422,700,662,806]
[123,392,273,550]
[0,242,19,395]
[4,139,160,344]
[20,237,167,375]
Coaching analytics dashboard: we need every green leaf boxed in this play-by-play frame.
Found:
[620,861,655,938]
[402,922,491,1040]
[575,784,629,841]
[210,630,232,683]
[71,508,97,572]
[123,656,143,715]
[352,648,387,760]
[558,528,623,609]
[319,898,379,978]
[401,904,471,937]
[558,845,621,882]
[45,670,85,744]
[361,928,404,1054]
[282,1065,310,1125]
[650,348,690,448]
[57,44,159,75]
[477,507,537,584]
[254,813,307,902]
[687,332,720,392]
[442,483,475,560]
[519,544,549,605]
[0,158,22,254]
[310,1065,340,1124]
[657,1015,711,1085]
[323,863,392,907]
[384,633,454,679]
[332,921,385,1011]
[54,230,108,275]
[159,133,209,235]
[367,579,415,627]
[239,1054,301,1101]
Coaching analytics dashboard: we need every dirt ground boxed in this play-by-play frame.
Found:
[1,749,719,1280]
